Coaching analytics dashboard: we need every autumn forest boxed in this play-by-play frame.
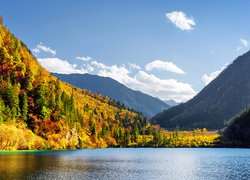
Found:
[0,18,224,150]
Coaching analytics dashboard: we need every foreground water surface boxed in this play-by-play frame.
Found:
[0,148,250,180]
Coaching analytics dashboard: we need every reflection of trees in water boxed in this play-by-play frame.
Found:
[0,152,105,179]
[1,149,250,179]
[0,153,62,179]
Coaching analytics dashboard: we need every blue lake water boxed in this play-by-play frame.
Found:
[0,148,250,180]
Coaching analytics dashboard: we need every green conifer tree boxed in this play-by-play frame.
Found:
[19,92,28,120]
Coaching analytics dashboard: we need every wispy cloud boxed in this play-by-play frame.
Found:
[145,60,185,74]
[236,47,242,51]
[76,56,92,61]
[202,65,228,85]
[240,38,248,47]
[128,63,141,70]
[166,11,196,31]
[236,38,249,51]
[32,43,56,56]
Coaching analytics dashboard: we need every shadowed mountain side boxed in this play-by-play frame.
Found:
[152,50,250,130]
[222,107,250,147]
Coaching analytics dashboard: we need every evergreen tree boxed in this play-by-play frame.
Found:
[114,128,119,142]
[4,78,20,119]
[101,123,109,138]
[55,92,61,110]
[0,75,3,96]
[34,83,47,119]
[69,90,76,124]
[125,128,131,146]
[118,128,124,145]
[133,125,139,143]
[23,70,34,92]
[91,122,96,136]
[84,103,89,112]
[0,98,6,124]
[174,127,179,139]
[89,118,96,136]
[93,108,98,115]
[19,92,28,120]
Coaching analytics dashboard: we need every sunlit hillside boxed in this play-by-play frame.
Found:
[0,18,157,150]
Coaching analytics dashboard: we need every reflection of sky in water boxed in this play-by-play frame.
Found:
[0,148,250,180]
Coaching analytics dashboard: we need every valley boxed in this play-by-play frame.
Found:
[0,16,249,150]
[1,1,250,179]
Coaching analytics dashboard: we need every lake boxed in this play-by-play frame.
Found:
[0,148,250,180]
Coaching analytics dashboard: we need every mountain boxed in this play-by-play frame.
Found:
[152,50,250,130]
[0,18,161,150]
[53,73,170,118]
[163,99,179,107]
[222,107,250,147]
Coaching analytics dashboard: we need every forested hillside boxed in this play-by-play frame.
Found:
[222,107,250,147]
[54,73,169,118]
[0,18,162,150]
[152,50,250,130]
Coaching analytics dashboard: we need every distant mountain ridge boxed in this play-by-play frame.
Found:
[152,50,250,130]
[54,73,170,118]
[164,100,179,107]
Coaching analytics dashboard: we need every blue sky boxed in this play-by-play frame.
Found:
[1,0,250,102]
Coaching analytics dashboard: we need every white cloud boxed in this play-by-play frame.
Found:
[88,60,196,102]
[37,58,88,74]
[90,61,134,84]
[32,48,40,54]
[82,64,95,72]
[240,38,248,47]
[76,56,92,61]
[38,57,196,102]
[90,61,107,69]
[145,60,185,74]
[166,11,196,31]
[236,38,249,51]
[33,42,196,102]
[236,47,242,51]
[134,71,196,102]
[32,43,56,55]
[128,63,141,70]
[202,65,228,85]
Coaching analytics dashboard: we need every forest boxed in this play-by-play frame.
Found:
[0,18,154,150]
[221,107,250,147]
[0,17,238,150]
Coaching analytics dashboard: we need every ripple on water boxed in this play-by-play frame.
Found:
[0,148,250,180]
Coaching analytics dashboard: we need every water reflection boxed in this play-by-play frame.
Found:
[0,148,250,180]
[0,153,58,179]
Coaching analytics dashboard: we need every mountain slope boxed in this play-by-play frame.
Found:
[152,50,250,130]
[222,107,250,147]
[53,73,170,118]
[164,99,179,107]
[0,18,160,150]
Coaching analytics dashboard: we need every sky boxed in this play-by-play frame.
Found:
[1,0,250,102]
